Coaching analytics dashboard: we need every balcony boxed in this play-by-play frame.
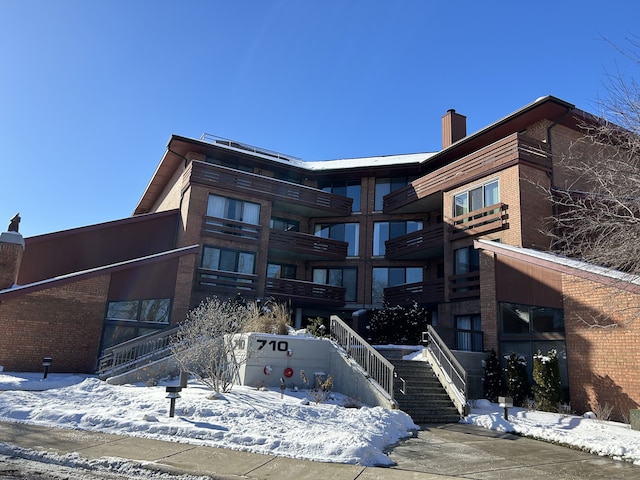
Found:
[449,272,480,301]
[202,216,262,243]
[449,203,509,240]
[269,229,348,260]
[195,268,258,296]
[384,279,445,306]
[385,223,444,260]
[189,161,352,217]
[265,278,346,306]
[384,133,550,213]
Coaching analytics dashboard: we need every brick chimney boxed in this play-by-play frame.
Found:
[442,109,467,149]
[0,214,25,290]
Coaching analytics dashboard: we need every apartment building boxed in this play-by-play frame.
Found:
[1,95,638,418]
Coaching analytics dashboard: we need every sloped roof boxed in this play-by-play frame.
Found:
[475,239,640,294]
[0,245,199,301]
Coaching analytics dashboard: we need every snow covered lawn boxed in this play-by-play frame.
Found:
[0,372,417,466]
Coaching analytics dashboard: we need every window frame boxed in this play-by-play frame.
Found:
[453,179,499,217]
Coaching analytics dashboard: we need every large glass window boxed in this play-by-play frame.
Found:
[455,314,483,351]
[372,267,423,304]
[453,246,480,274]
[373,220,423,256]
[318,179,361,213]
[270,217,300,232]
[267,263,297,279]
[453,180,499,217]
[313,267,358,302]
[201,246,255,274]
[500,303,565,335]
[207,194,261,224]
[315,223,359,256]
[375,177,413,211]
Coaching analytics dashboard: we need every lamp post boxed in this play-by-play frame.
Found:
[166,386,182,417]
[42,357,52,380]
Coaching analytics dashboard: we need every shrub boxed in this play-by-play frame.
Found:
[532,349,563,412]
[505,352,530,407]
[483,349,503,402]
[367,302,429,344]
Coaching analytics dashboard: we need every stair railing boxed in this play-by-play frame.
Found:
[329,315,395,402]
[422,325,469,416]
[97,326,181,378]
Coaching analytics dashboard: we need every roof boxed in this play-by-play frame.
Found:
[474,239,640,295]
[0,245,199,301]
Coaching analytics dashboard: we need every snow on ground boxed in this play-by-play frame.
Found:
[462,399,640,465]
[0,372,417,467]
[1,372,640,469]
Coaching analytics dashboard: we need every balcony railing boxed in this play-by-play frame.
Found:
[195,268,258,295]
[384,279,445,306]
[202,215,262,243]
[449,203,509,240]
[268,229,348,260]
[265,278,346,306]
[189,161,352,216]
[384,133,550,213]
[449,271,481,300]
[385,223,444,260]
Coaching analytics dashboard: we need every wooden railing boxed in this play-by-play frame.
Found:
[449,203,509,240]
[265,278,345,306]
[449,271,481,300]
[195,268,258,295]
[384,133,550,213]
[202,215,262,242]
[385,223,444,259]
[97,326,180,378]
[189,161,352,216]
[422,325,469,416]
[269,229,348,260]
[384,279,445,306]
[330,315,395,403]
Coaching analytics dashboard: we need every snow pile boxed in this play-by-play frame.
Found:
[0,372,417,466]
[463,399,640,464]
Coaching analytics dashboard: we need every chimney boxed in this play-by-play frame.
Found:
[0,214,25,290]
[442,109,467,149]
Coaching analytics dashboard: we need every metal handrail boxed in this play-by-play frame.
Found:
[97,326,181,378]
[422,325,469,415]
[329,315,395,401]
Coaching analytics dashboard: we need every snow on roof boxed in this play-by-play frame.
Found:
[475,239,640,287]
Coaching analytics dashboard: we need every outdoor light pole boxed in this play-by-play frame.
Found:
[42,357,52,380]
[166,386,182,417]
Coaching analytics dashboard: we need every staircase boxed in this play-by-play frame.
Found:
[390,359,461,424]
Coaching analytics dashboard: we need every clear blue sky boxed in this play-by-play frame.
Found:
[1,1,638,238]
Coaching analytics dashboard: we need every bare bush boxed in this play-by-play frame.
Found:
[592,402,614,422]
[242,299,291,335]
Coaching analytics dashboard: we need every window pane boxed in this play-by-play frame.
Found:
[328,269,343,287]
[406,267,422,284]
[267,264,281,278]
[140,299,170,323]
[207,195,225,217]
[314,224,329,238]
[201,247,220,270]
[242,202,260,225]
[342,268,357,302]
[237,252,255,274]
[313,269,327,284]
[219,250,237,272]
[470,187,483,211]
[454,247,469,274]
[501,303,530,334]
[406,221,423,234]
[345,224,359,256]
[372,268,388,304]
[388,268,405,286]
[484,181,499,206]
[456,315,471,330]
[454,193,468,216]
[329,223,345,241]
[347,182,361,212]
[531,307,564,333]
[106,301,138,321]
[375,178,391,211]
[373,222,389,256]
[226,198,242,220]
[389,221,406,239]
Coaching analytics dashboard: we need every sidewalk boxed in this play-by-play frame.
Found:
[1,421,638,479]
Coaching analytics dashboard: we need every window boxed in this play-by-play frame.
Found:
[315,223,359,256]
[454,180,499,216]
[500,303,565,335]
[313,267,357,302]
[372,267,423,304]
[375,177,413,211]
[270,217,300,232]
[201,246,255,275]
[373,220,423,256]
[101,298,171,352]
[455,314,483,351]
[453,246,480,274]
[207,194,261,224]
[318,179,361,213]
[267,263,296,279]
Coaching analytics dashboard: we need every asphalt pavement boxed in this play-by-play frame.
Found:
[0,421,638,479]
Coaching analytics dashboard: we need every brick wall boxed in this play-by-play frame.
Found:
[562,275,640,420]
[0,240,23,290]
[0,274,110,373]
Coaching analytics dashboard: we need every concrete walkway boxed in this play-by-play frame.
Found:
[0,421,638,479]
